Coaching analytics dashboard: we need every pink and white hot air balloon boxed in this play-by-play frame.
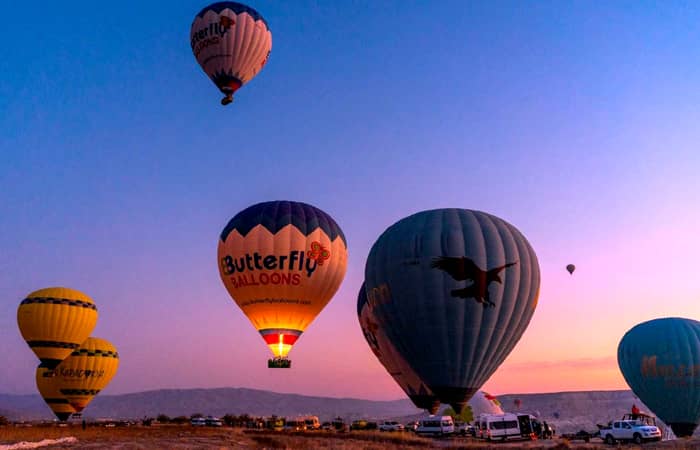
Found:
[190,2,272,105]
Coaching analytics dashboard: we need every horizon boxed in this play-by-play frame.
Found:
[2,1,699,405]
[0,384,635,401]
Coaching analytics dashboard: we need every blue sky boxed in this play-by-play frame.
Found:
[1,1,699,398]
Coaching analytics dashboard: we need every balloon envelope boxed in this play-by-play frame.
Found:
[566,264,575,275]
[36,365,77,421]
[469,391,504,416]
[17,287,98,369]
[364,209,540,413]
[191,2,272,104]
[218,200,347,363]
[357,282,440,414]
[618,317,700,437]
[51,337,120,412]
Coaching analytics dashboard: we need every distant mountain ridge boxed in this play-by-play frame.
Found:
[0,388,421,422]
[0,387,685,435]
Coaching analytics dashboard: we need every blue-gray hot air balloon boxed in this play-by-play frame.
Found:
[618,317,700,437]
[357,282,440,414]
[364,209,540,413]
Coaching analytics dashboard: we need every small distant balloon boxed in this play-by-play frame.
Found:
[191,2,272,105]
[566,264,575,275]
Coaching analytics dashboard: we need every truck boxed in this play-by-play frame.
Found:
[599,419,662,444]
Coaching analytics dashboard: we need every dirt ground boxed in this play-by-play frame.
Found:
[2,425,700,449]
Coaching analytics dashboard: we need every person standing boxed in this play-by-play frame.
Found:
[631,404,640,419]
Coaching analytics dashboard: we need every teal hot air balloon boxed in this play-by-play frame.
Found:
[357,283,440,414]
[364,209,540,413]
[618,317,700,437]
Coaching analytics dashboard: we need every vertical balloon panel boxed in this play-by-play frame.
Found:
[357,283,440,414]
[36,366,76,421]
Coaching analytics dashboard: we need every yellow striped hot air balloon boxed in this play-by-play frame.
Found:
[51,337,119,412]
[17,287,98,369]
[217,201,347,368]
[36,365,77,421]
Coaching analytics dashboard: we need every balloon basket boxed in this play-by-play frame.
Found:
[268,358,291,369]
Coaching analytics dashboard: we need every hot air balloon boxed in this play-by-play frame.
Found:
[17,287,98,369]
[364,208,540,413]
[36,365,77,421]
[469,391,504,416]
[218,201,347,368]
[618,317,700,438]
[357,283,440,414]
[566,264,575,275]
[50,337,120,413]
[191,2,272,105]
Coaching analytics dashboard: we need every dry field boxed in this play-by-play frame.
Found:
[3,425,700,449]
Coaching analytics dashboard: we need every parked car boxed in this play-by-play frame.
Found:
[351,419,368,431]
[190,417,206,426]
[331,417,348,432]
[455,421,475,436]
[205,416,223,427]
[405,421,419,432]
[379,421,405,432]
[283,420,306,431]
[599,419,661,444]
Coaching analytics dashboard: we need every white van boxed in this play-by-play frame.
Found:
[303,416,320,430]
[416,416,454,436]
[190,417,206,426]
[477,413,521,441]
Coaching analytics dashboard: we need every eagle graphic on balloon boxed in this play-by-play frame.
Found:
[430,257,517,307]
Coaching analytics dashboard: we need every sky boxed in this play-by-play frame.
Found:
[1,1,700,402]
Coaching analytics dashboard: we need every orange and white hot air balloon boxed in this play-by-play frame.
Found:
[217,201,347,368]
[191,2,272,105]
